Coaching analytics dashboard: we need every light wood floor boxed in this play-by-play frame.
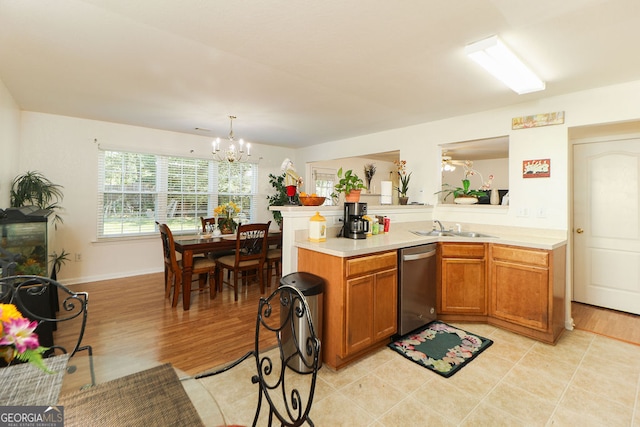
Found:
[571,301,640,345]
[57,272,279,377]
[56,273,639,378]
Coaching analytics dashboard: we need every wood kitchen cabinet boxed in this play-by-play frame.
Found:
[298,248,397,369]
[437,242,488,317]
[488,244,566,344]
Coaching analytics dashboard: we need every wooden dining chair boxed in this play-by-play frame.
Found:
[215,222,270,301]
[265,246,282,288]
[158,223,217,307]
[199,216,216,234]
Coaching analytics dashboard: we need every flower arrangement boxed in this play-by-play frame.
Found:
[0,303,49,372]
[214,201,241,219]
[363,163,376,191]
[214,201,241,234]
[394,160,412,197]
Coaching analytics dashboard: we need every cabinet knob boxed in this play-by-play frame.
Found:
[576,228,584,234]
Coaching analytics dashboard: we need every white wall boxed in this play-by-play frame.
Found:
[296,80,640,231]
[16,112,294,284]
[0,80,20,208]
[6,79,640,283]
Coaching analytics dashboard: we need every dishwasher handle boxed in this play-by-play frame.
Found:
[402,250,436,261]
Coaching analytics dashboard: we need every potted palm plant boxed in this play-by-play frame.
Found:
[334,168,366,202]
[10,171,64,227]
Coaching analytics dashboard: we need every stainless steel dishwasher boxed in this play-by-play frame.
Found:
[398,244,437,335]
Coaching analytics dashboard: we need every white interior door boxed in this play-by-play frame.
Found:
[573,139,640,314]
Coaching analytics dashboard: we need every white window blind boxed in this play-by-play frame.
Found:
[312,168,337,205]
[98,149,258,238]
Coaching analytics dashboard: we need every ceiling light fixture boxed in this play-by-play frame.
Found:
[441,155,457,172]
[212,115,251,163]
[465,35,545,95]
[441,154,473,172]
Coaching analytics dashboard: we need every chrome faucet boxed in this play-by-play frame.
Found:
[433,220,445,232]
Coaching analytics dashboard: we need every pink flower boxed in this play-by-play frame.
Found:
[0,318,40,353]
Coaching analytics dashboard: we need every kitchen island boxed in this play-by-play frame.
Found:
[280,206,568,369]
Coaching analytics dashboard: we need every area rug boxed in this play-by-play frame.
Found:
[388,321,493,378]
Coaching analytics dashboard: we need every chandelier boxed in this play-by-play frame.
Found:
[212,116,251,163]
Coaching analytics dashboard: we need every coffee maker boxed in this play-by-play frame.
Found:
[343,202,369,239]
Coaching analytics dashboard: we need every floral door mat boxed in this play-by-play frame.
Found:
[388,321,493,378]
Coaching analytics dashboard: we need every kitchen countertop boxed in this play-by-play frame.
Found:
[295,221,567,257]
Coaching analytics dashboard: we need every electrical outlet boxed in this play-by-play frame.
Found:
[517,208,529,217]
[75,253,82,262]
[536,208,547,218]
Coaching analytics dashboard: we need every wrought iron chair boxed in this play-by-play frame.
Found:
[195,284,321,427]
[158,222,217,307]
[0,275,95,385]
[215,222,270,301]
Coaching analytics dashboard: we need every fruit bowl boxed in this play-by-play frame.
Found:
[299,196,326,206]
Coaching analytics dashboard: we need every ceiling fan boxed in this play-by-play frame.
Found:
[441,153,472,172]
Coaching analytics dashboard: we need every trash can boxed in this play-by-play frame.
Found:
[280,272,324,372]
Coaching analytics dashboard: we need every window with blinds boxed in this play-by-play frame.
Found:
[312,168,337,205]
[97,150,258,237]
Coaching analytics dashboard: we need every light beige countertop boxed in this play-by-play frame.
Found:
[295,220,567,257]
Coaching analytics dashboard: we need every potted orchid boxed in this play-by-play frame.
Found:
[394,160,412,204]
[0,303,50,372]
[436,168,489,204]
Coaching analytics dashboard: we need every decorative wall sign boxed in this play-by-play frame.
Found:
[522,159,550,178]
[512,111,565,129]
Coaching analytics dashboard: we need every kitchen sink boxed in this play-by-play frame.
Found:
[411,230,494,238]
[411,230,456,237]
[453,231,494,238]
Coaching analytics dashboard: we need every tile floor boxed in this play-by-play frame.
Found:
[196,323,640,426]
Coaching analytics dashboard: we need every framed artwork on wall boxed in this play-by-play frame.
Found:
[512,111,565,129]
[522,159,550,178]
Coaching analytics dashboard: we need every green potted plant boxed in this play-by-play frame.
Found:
[267,173,297,227]
[334,168,366,202]
[50,249,70,279]
[10,171,64,227]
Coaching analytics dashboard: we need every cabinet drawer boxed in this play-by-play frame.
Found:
[440,243,485,259]
[346,251,397,278]
[491,245,548,267]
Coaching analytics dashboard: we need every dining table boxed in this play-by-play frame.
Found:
[0,354,70,406]
[174,230,282,310]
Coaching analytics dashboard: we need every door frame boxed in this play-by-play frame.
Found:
[569,128,640,317]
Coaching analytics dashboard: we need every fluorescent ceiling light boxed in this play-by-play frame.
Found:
[465,35,545,95]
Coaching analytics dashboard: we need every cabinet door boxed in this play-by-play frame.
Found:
[373,269,397,341]
[440,258,486,314]
[345,274,374,355]
[490,261,549,331]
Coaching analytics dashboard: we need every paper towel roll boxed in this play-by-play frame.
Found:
[380,181,392,204]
